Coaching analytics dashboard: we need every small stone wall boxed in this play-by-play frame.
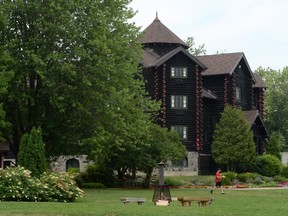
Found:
[51,152,199,176]
[50,155,92,172]
[161,151,199,176]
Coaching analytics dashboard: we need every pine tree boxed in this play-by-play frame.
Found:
[211,105,256,172]
[18,127,46,177]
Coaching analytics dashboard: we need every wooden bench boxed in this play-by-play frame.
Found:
[120,197,146,205]
[177,197,212,207]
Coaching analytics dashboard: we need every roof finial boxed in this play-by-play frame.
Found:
[154,11,160,22]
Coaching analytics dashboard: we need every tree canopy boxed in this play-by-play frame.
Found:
[0,0,185,178]
[211,105,256,172]
[0,0,146,156]
[255,66,288,149]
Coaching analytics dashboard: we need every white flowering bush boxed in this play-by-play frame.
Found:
[0,166,83,202]
[40,172,84,202]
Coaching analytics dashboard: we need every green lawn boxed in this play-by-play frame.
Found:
[0,188,288,216]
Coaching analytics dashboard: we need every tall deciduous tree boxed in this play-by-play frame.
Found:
[211,105,256,172]
[1,0,184,177]
[0,11,12,142]
[256,66,288,149]
[0,0,152,158]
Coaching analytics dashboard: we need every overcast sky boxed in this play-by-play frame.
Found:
[129,0,288,71]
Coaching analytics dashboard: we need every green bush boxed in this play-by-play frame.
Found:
[67,168,80,174]
[164,177,182,187]
[40,172,84,202]
[0,166,47,201]
[281,166,288,178]
[273,175,287,182]
[237,172,259,183]
[254,154,282,177]
[78,164,115,187]
[190,177,214,186]
[0,166,83,202]
[260,181,278,187]
[220,172,236,185]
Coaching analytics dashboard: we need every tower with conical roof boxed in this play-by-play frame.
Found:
[139,13,189,56]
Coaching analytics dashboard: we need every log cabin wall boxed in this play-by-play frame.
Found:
[142,43,183,56]
[233,62,254,110]
[202,98,218,154]
[253,88,265,117]
[163,52,202,151]
[202,75,225,123]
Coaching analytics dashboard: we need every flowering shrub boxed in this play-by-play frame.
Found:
[0,166,83,202]
[40,172,84,202]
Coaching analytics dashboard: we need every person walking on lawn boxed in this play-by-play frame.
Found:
[211,168,225,194]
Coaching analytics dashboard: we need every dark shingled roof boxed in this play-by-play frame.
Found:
[197,53,255,82]
[243,110,268,137]
[253,72,267,88]
[141,46,207,69]
[139,16,189,48]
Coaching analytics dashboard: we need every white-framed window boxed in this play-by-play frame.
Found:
[171,95,188,109]
[171,67,188,78]
[171,125,188,140]
[236,86,241,101]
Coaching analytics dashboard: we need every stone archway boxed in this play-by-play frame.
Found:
[66,158,80,171]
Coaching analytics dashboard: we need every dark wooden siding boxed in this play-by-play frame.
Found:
[202,75,225,122]
[143,52,203,151]
[234,61,254,110]
[164,52,201,151]
[202,98,218,154]
[253,88,265,117]
[142,43,183,56]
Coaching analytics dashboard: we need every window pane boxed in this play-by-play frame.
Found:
[183,126,187,139]
[171,125,188,140]
[171,95,188,109]
[171,96,175,108]
[171,67,175,77]
[183,68,187,77]
[183,96,187,108]
[236,87,241,101]
[171,67,188,78]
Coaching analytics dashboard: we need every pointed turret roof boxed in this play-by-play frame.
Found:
[139,14,189,48]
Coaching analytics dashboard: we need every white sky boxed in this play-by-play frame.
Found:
[129,0,288,71]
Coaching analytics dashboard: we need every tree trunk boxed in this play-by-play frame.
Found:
[143,167,153,188]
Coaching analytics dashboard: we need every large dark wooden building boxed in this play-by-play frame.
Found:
[140,16,268,174]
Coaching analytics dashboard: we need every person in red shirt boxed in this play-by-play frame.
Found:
[211,168,225,194]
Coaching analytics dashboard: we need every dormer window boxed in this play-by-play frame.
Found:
[171,67,188,78]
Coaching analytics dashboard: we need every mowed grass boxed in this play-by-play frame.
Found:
[0,188,288,216]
